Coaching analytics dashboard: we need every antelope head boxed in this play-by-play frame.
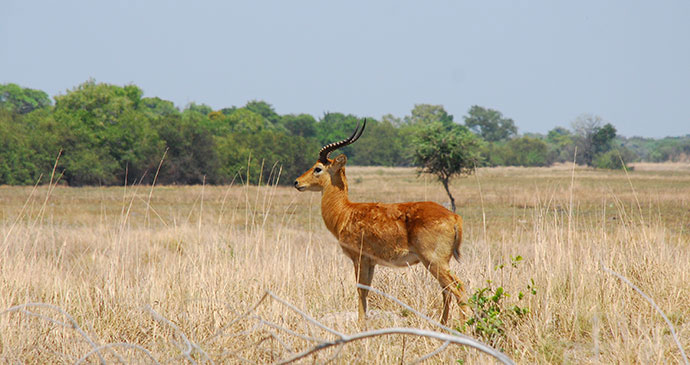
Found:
[293,119,366,192]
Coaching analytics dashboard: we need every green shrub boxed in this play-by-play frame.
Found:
[592,148,635,170]
[503,136,552,167]
[460,255,536,348]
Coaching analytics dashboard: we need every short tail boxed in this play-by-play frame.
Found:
[453,222,463,263]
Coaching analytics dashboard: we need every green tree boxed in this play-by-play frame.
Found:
[480,142,506,167]
[0,110,40,184]
[246,131,319,184]
[245,100,281,126]
[381,113,403,127]
[592,123,617,156]
[188,106,273,138]
[227,108,273,134]
[0,83,52,114]
[502,136,551,167]
[151,113,219,184]
[413,122,483,212]
[571,114,617,166]
[464,105,517,142]
[349,118,406,166]
[617,136,653,161]
[220,106,237,115]
[16,109,63,182]
[646,136,690,162]
[382,113,415,166]
[316,112,361,161]
[281,113,317,137]
[141,97,179,117]
[399,105,457,167]
[185,102,213,115]
[404,104,454,127]
[52,80,163,185]
[215,129,318,185]
[546,127,575,163]
[204,109,233,136]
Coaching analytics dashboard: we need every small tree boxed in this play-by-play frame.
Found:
[281,113,317,137]
[464,105,517,142]
[413,122,483,212]
[502,136,552,167]
[0,83,52,114]
[571,114,617,166]
[592,123,617,156]
[546,126,575,163]
[404,104,454,127]
[245,100,281,126]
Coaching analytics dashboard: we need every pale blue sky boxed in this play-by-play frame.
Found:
[2,1,689,138]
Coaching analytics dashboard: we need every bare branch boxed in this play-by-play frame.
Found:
[75,343,159,365]
[144,305,213,364]
[1,302,108,364]
[601,262,688,365]
[201,291,271,346]
[409,340,449,365]
[259,318,322,343]
[1,289,515,364]
[266,290,345,338]
[265,285,513,365]
[357,283,460,336]
[322,342,345,364]
[277,328,513,365]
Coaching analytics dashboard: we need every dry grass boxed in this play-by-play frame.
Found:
[1,163,688,363]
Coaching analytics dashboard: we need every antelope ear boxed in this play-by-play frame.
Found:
[332,154,347,170]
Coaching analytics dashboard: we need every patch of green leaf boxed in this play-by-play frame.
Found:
[459,254,537,348]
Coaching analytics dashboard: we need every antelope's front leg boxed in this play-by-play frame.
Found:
[353,257,375,324]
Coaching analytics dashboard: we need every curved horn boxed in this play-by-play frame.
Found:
[318,118,367,165]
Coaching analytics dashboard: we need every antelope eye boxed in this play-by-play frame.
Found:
[314,167,322,173]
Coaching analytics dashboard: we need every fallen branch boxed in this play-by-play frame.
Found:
[1,286,515,364]
[0,302,109,364]
[601,262,688,365]
[75,343,159,365]
[145,305,213,364]
[275,327,510,365]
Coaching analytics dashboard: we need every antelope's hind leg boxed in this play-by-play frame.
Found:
[424,260,471,325]
[447,269,472,321]
[353,257,375,324]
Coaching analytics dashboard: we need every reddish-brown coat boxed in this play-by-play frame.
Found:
[295,155,470,324]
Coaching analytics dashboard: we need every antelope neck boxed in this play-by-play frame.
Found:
[320,169,351,237]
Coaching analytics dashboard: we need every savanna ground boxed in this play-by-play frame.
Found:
[1,163,688,364]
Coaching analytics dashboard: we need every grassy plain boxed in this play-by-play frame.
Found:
[1,163,689,363]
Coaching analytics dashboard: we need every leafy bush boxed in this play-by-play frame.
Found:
[503,136,552,167]
[592,148,635,170]
[153,113,220,185]
[52,81,163,185]
[545,127,576,163]
[0,109,57,185]
[648,137,690,162]
[349,119,408,166]
[216,130,319,185]
[461,255,536,348]
[483,137,552,167]
[0,83,51,114]
[0,115,39,185]
[480,142,507,167]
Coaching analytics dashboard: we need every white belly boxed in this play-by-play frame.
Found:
[385,252,421,267]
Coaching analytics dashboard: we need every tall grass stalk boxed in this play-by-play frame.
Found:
[0,164,688,363]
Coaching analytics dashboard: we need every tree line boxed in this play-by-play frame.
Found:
[1,81,688,186]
